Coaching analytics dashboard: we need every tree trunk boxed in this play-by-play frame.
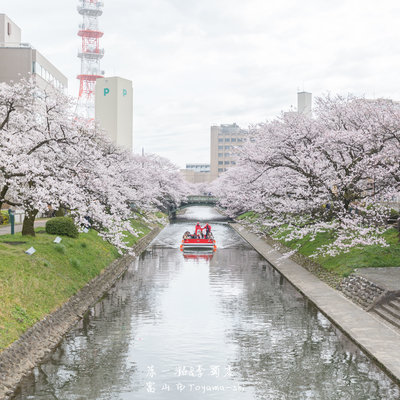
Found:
[22,209,38,236]
[0,184,9,211]
[55,207,65,217]
[343,198,350,212]
[397,217,400,242]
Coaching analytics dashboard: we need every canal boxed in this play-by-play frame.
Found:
[12,207,400,399]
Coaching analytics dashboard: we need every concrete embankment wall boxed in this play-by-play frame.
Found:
[0,226,162,400]
[230,222,400,385]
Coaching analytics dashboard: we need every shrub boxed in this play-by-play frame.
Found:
[0,211,9,226]
[46,217,79,238]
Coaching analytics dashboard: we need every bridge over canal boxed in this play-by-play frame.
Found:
[169,195,219,219]
[181,195,218,207]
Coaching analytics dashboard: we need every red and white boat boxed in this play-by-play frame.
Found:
[180,237,216,251]
[180,224,217,252]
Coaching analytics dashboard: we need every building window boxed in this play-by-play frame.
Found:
[224,161,229,165]
[33,61,65,91]
[218,168,224,172]
[7,22,11,36]
[225,138,230,142]
[224,153,230,157]
[224,145,230,150]
[231,138,236,142]
[218,153,223,157]
[218,161,223,165]
[218,138,223,142]
[231,161,236,165]
[218,145,223,150]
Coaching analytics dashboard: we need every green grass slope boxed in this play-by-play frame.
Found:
[237,213,400,277]
[0,213,165,351]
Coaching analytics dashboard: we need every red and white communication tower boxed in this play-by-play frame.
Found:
[76,0,104,118]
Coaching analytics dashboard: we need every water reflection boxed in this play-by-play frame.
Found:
[12,207,400,399]
[182,250,214,262]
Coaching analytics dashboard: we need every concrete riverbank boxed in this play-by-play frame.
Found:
[230,222,400,385]
[0,226,163,400]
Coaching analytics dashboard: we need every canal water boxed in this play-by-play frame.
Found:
[12,207,400,399]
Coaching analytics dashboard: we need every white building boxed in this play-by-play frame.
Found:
[95,76,133,152]
[0,14,21,46]
[284,92,313,119]
[297,91,312,117]
[0,14,68,91]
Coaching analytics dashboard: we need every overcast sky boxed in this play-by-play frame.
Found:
[2,0,400,167]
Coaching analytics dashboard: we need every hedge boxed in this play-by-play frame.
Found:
[45,217,79,238]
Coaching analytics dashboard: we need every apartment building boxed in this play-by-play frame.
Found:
[210,123,248,180]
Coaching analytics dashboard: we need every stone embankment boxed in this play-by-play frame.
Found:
[0,226,162,400]
[337,269,400,330]
[337,275,385,309]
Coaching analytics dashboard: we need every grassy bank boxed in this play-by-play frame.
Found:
[0,214,165,351]
[237,212,400,277]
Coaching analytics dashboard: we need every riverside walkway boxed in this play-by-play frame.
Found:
[230,222,400,384]
[355,267,400,291]
[0,220,48,235]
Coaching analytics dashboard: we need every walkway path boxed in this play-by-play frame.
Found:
[0,220,48,236]
[230,222,400,384]
[355,267,400,291]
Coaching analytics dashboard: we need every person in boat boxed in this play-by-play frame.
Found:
[194,222,202,238]
[183,231,191,239]
[194,230,203,239]
[204,223,212,239]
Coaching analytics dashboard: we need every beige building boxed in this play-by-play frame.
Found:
[0,14,68,92]
[180,169,212,184]
[95,77,133,152]
[210,123,248,180]
[180,164,212,184]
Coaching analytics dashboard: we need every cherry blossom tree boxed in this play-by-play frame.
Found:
[0,79,188,250]
[214,95,400,256]
[140,153,189,213]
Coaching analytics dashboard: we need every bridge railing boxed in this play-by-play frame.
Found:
[186,195,217,204]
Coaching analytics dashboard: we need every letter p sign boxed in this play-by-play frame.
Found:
[123,89,127,96]
[104,88,110,96]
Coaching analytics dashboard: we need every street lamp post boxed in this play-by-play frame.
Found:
[8,209,15,235]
